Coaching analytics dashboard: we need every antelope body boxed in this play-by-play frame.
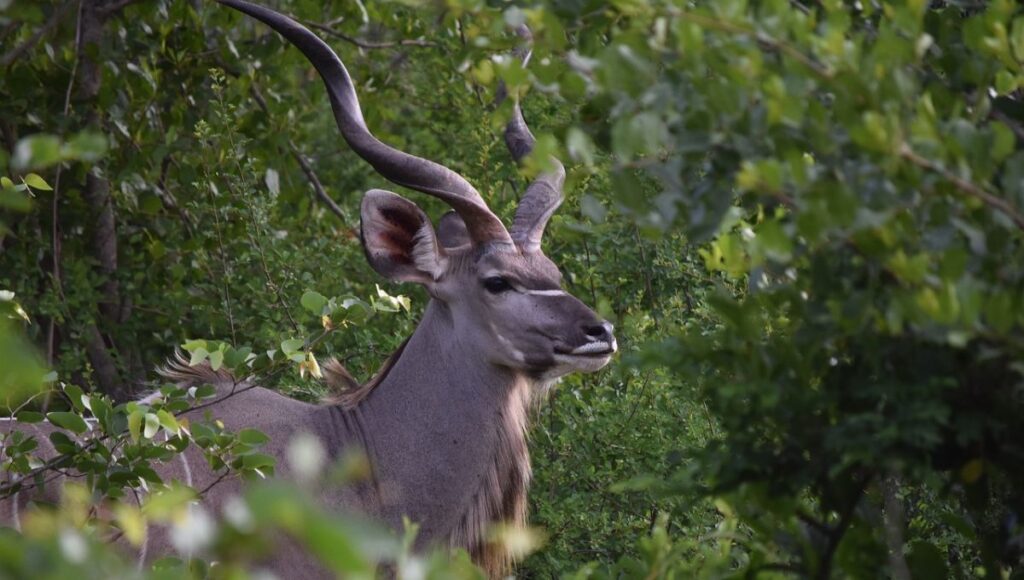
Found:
[0,1,616,576]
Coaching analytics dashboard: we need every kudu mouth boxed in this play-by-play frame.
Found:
[552,321,618,360]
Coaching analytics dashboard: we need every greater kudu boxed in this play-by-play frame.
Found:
[1,1,616,576]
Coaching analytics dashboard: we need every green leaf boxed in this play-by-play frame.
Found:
[62,384,85,412]
[208,348,224,371]
[242,452,276,470]
[15,410,45,423]
[223,346,253,369]
[182,339,207,352]
[12,134,61,170]
[156,410,179,434]
[189,347,209,366]
[49,431,76,454]
[300,290,328,315]
[143,413,160,439]
[91,397,114,433]
[756,220,792,262]
[992,122,1015,162]
[334,297,371,323]
[46,411,88,435]
[0,188,31,211]
[566,127,596,166]
[62,131,108,163]
[239,428,270,446]
[280,338,304,355]
[373,285,411,313]
[142,485,198,519]
[1011,16,1024,62]
[128,409,143,443]
[994,70,1018,94]
[581,194,608,223]
[22,173,52,191]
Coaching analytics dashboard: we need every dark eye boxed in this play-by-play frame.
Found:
[482,276,513,294]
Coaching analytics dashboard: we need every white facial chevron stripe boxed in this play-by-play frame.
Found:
[524,289,566,296]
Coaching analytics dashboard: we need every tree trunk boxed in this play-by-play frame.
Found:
[75,0,133,399]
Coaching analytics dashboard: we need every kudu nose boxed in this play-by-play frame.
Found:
[583,321,615,342]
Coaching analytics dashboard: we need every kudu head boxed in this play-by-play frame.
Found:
[220,0,616,380]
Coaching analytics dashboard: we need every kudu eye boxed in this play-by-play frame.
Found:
[482,276,513,294]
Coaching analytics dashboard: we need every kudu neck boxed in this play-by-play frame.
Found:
[361,298,527,432]
[340,298,533,555]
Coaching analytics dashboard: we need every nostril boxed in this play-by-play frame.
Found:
[583,324,608,339]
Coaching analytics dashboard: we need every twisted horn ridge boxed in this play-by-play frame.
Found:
[217,0,513,246]
[500,25,566,253]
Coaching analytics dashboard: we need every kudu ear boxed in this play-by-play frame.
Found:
[360,189,447,284]
[437,211,472,249]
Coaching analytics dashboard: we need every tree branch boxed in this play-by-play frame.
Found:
[0,0,76,68]
[301,20,436,49]
[155,154,197,236]
[669,9,834,81]
[899,143,1024,231]
[76,0,125,397]
[882,476,911,580]
[815,471,873,579]
[249,85,346,222]
[83,172,120,323]
[97,0,142,17]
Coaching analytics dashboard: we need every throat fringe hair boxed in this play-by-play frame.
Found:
[321,348,537,577]
[448,376,533,577]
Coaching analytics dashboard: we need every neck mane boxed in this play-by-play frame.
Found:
[328,300,535,576]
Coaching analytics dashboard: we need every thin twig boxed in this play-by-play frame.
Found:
[202,178,238,344]
[612,373,652,440]
[246,221,301,333]
[899,143,1024,231]
[634,225,659,324]
[0,0,76,68]
[582,238,598,306]
[301,20,436,49]
[46,0,84,366]
[155,154,196,236]
[0,20,22,43]
[197,469,232,496]
[1,338,317,498]
[249,85,346,222]
[213,96,301,336]
[796,509,830,535]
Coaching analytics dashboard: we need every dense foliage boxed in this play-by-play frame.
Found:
[2,0,1023,577]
